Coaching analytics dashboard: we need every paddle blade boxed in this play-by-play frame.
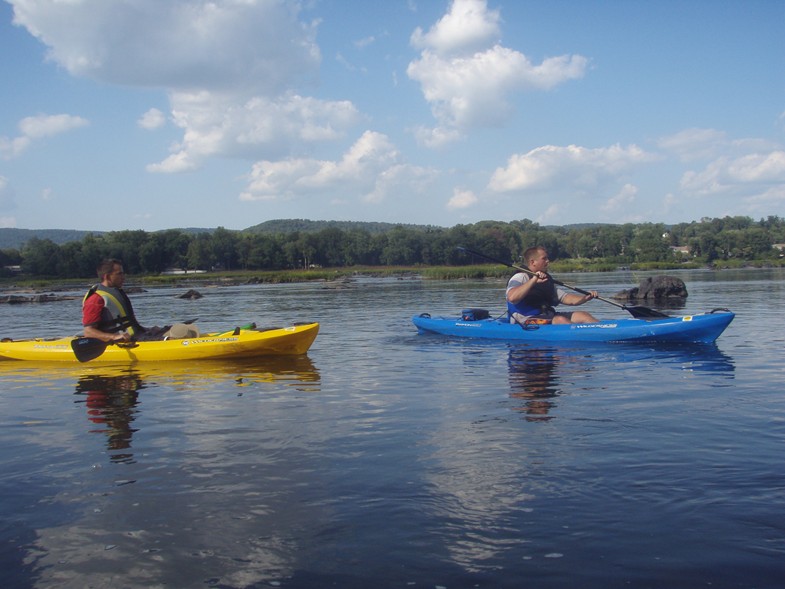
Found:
[624,305,670,319]
[71,337,109,362]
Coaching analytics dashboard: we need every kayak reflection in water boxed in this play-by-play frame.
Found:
[74,372,144,463]
[507,348,561,422]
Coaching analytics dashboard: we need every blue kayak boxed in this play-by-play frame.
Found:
[412,309,734,344]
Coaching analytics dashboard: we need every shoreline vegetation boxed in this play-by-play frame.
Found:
[2,258,783,299]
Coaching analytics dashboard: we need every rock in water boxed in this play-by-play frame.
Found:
[178,289,203,299]
[614,276,688,301]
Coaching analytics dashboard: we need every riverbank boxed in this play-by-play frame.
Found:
[2,258,783,297]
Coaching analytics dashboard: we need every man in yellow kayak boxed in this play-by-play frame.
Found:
[81,258,168,342]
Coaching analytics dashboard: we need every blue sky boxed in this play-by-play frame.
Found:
[1,0,783,232]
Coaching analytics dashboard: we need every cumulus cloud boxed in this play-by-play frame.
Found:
[148,91,362,173]
[9,0,360,175]
[1,113,88,159]
[10,0,320,93]
[657,127,785,215]
[0,175,13,205]
[407,0,588,146]
[0,175,17,227]
[138,108,166,130]
[240,130,436,206]
[488,144,656,193]
[537,203,562,225]
[410,0,501,56]
[602,183,638,212]
[658,128,728,162]
[680,151,785,196]
[447,188,478,210]
[745,184,785,211]
[659,127,778,163]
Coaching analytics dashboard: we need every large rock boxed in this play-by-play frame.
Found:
[178,289,203,299]
[614,275,688,301]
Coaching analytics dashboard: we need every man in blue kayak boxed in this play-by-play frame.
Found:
[506,246,599,325]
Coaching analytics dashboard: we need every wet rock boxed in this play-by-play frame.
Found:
[0,293,76,304]
[178,289,203,299]
[614,275,688,301]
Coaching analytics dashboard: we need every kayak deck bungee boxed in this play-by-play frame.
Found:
[412,310,733,344]
[0,322,319,363]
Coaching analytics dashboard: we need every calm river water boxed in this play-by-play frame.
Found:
[1,268,784,588]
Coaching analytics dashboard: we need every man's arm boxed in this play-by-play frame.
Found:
[506,273,545,303]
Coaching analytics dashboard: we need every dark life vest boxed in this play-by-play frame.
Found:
[507,274,560,316]
[83,284,144,337]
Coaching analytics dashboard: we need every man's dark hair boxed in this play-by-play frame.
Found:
[96,258,123,279]
[523,246,546,266]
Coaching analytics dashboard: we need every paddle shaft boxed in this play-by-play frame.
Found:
[457,246,632,312]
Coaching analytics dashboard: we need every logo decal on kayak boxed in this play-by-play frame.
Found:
[180,337,240,346]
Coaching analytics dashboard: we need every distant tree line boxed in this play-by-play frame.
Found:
[2,216,784,279]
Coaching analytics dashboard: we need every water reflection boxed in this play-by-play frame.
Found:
[601,342,736,377]
[507,347,563,421]
[75,371,143,463]
[505,342,734,422]
[0,356,321,467]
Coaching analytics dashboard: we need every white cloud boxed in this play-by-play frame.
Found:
[602,183,638,212]
[410,0,501,56]
[0,136,27,160]
[363,163,436,205]
[658,128,728,162]
[1,114,88,159]
[10,0,363,178]
[488,144,655,193]
[147,91,362,173]
[680,151,785,196]
[240,130,436,206]
[447,188,478,210]
[0,175,14,211]
[0,175,17,227]
[138,108,166,130]
[745,184,785,210]
[354,36,376,49]
[10,0,320,94]
[412,125,463,149]
[659,127,778,163]
[407,0,588,145]
[536,204,562,225]
[18,113,88,138]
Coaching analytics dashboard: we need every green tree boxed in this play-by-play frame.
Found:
[187,234,215,270]
[21,238,62,276]
[630,223,670,262]
[210,227,240,270]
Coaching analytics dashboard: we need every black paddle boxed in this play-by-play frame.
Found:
[71,337,119,363]
[71,318,199,362]
[456,246,669,319]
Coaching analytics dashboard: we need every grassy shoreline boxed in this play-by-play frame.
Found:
[2,259,784,294]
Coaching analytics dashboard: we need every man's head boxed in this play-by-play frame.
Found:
[523,247,550,272]
[97,258,125,287]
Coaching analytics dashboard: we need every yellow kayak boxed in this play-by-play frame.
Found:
[0,323,319,363]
